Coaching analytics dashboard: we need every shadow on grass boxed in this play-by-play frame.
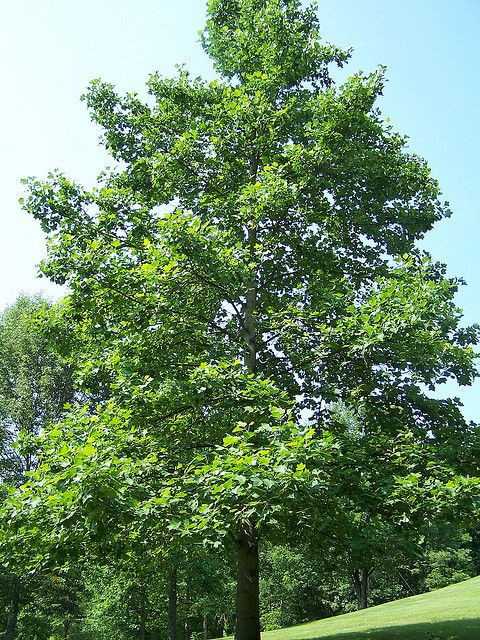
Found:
[290,617,480,640]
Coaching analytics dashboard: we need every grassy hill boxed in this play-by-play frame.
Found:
[232,576,480,640]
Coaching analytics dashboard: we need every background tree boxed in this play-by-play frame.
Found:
[0,295,73,482]
[313,394,480,611]
[0,295,74,639]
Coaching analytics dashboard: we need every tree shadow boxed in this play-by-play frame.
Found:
[292,617,480,640]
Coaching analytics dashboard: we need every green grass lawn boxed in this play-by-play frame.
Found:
[224,576,480,640]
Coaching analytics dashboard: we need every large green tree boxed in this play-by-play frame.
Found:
[6,1,479,639]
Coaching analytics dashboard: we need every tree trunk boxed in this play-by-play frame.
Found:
[235,521,260,640]
[4,580,20,640]
[63,618,71,640]
[352,568,370,610]
[139,583,147,640]
[203,614,208,640]
[184,581,191,640]
[168,566,178,640]
[234,148,261,640]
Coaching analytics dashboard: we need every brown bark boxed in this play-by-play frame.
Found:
[351,567,370,610]
[235,521,260,640]
[234,148,261,640]
[203,614,208,640]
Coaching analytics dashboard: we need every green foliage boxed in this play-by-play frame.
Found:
[0,295,76,639]
[414,525,476,592]
[425,547,474,591]
[201,0,349,86]
[260,543,347,630]
[3,1,480,637]
[14,1,479,551]
[0,295,73,483]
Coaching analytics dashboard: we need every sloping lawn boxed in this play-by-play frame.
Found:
[221,576,480,640]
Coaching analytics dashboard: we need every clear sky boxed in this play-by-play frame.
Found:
[1,1,479,418]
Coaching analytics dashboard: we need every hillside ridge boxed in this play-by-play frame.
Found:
[222,576,480,640]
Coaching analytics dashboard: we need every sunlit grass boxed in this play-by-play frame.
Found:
[218,576,480,640]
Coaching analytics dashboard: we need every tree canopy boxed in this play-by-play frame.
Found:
[3,1,479,639]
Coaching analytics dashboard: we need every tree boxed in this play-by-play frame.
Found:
[0,295,74,639]
[0,295,73,483]
[313,398,479,611]
[6,2,479,640]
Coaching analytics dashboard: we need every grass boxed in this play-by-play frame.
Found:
[222,576,480,640]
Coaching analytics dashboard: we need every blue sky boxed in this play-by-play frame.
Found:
[1,0,479,418]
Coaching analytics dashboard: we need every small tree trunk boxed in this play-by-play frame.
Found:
[63,618,71,640]
[235,521,260,640]
[4,580,20,640]
[168,566,178,640]
[203,614,208,640]
[184,581,191,640]
[139,583,147,640]
[352,568,369,610]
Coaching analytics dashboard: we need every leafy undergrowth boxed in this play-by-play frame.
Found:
[222,576,480,640]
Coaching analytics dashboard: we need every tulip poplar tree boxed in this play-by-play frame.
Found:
[10,1,479,639]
